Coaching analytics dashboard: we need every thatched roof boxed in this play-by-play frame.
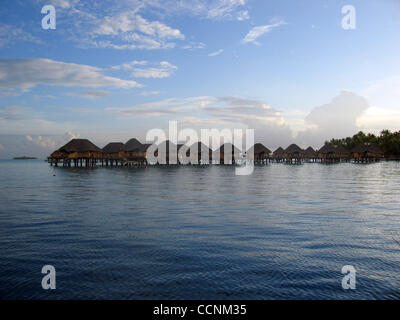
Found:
[123,138,142,152]
[248,143,271,155]
[273,147,284,157]
[335,145,350,154]
[352,143,383,154]
[156,140,178,154]
[217,143,241,154]
[304,146,316,156]
[102,142,124,153]
[188,142,212,154]
[284,144,304,154]
[369,144,384,154]
[136,143,151,152]
[58,139,102,153]
[318,143,336,154]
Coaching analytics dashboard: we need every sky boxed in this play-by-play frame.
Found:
[0,0,399,158]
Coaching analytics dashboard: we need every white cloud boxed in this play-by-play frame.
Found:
[208,49,224,57]
[132,61,178,78]
[138,91,162,96]
[242,20,286,45]
[0,90,21,98]
[356,76,400,133]
[26,135,57,150]
[96,13,184,39]
[46,0,79,9]
[0,23,42,48]
[106,96,214,117]
[143,0,248,21]
[0,131,83,158]
[65,90,110,99]
[182,41,206,50]
[35,1,248,50]
[19,131,80,157]
[0,105,29,121]
[92,12,184,50]
[0,58,142,90]
[111,60,148,71]
[357,107,400,133]
[296,91,370,147]
[207,0,248,20]
[26,131,80,150]
[237,10,250,21]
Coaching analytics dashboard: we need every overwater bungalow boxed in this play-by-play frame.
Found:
[102,142,124,166]
[121,138,143,160]
[247,143,271,164]
[335,145,351,162]
[47,136,391,169]
[179,142,213,165]
[123,143,151,166]
[215,143,241,165]
[304,146,318,162]
[351,144,384,163]
[154,140,179,164]
[317,143,338,162]
[272,147,284,162]
[49,138,103,167]
[283,144,304,163]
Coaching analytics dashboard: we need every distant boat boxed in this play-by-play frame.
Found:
[13,156,37,160]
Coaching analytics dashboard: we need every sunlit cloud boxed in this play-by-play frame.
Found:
[208,49,224,57]
[0,59,142,90]
[132,61,178,78]
[242,20,286,45]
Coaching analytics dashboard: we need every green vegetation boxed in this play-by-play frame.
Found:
[327,130,400,156]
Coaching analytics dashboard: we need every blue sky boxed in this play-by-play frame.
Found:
[0,0,399,158]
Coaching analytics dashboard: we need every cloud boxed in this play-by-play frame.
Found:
[91,12,185,50]
[0,59,142,90]
[207,0,248,20]
[356,76,400,132]
[106,96,214,117]
[143,0,248,21]
[46,0,79,9]
[0,23,42,48]
[25,131,80,151]
[204,97,282,122]
[68,108,98,113]
[181,41,206,50]
[26,135,57,150]
[357,107,400,133]
[0,105,29,121]
[208,49,224,57]
[242,20,286,45]
[132,61,178,78]
[138,91,162,96]
[96,13,184,39]
[237,10,250,21]
[0,90,21,98]
[296,90,370,147]
[65,90,110,99]
[110,60,148,71]
[105,95,294,148]
[0,143,4,151]
[35,1,245,51]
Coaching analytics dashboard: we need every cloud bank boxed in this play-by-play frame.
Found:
[0,59,142,91]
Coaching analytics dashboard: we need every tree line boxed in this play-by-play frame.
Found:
[327,130,400,156]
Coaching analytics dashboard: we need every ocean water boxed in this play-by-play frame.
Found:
[1,160,400,300]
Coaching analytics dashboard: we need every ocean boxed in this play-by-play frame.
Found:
[1,160,400,299]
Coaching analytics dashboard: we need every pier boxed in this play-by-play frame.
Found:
[47,139,388,168]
